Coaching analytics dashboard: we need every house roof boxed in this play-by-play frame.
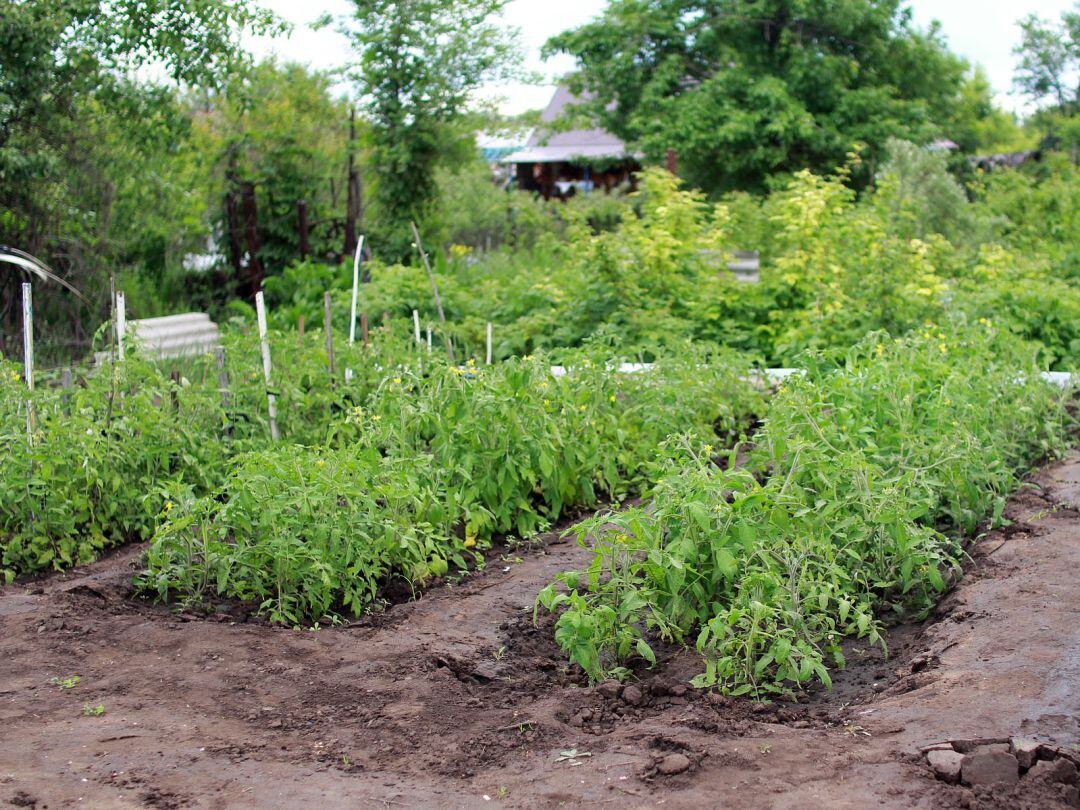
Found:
[502,86,639,164]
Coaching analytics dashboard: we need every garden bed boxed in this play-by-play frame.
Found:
[0,454,1077,809]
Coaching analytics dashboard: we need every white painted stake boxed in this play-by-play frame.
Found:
[115,291,126,361]
[346,235,364,383]
[21,283,35,442]
[426,325,432,352]
[255,291,279,441]
[486,321,492,366]
[413,309,422,345]
[21,283,33,392]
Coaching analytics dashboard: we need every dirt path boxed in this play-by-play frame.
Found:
[1,457,1079,809]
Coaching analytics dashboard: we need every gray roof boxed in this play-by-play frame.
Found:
[502,86,639,164]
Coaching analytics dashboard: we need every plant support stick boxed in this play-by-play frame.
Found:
[22,282,35,441]
[410,221,455,363]
[115,291,126,361]
[346,235,364,382]
[255,291,279,441]
[324,291,336,387]
[486,321,493,366]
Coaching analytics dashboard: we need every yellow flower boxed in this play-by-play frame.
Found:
[393,377,402,385]
[164,501,174,513]
[579,405,587,412]
[939,343,947,354]
[704,444,714,454]
[373,414,382,421]
[609,395,616,403]
[315,459,325,467]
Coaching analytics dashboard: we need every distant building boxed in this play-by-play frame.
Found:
[502,86,641,200]
[476,128,532,186]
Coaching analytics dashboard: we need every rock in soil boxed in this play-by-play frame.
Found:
[1010,737,1041,769]
[926,749,964,784]
[961,751,1020,787]
[1028,757,1079,785]
[596,680,622,699]
[621,684,644,706]
[657,753,692,776]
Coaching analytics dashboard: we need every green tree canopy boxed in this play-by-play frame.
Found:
[1014,3,1079,114]
[0,0,280,357]
[545,0,970,194]
[339,0,523,259]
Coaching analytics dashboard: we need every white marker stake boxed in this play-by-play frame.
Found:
[255,291,279,441]
[413,309,422,345]
[486,321,492,366]
[426,325,432,352]
[115,291,126,361]
[22,283,35,441]
[346,235,364,383]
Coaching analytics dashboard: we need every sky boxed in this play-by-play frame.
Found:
[249,0,1078,115]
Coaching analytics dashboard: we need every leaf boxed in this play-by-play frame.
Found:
[635,638,657,666]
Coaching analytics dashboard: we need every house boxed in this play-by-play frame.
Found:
[502,86,642,200]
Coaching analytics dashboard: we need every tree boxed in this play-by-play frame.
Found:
[947,67,1029,154]
[0,0,281,359]
[1014,4,1079,114]
[189,61,352,296]
[545,0,969,194]
[339,0,522,259]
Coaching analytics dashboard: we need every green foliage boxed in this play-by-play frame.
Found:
[873,138,987,244]
[339,0,523,259]
[137,342,763,623]
[538,327,1074,695]
[430,159,631,252]
[546,0,970,193]
[0,0,281,363]
[0,355,228,581]
[1013,4,1080,113]
[269,157,1080,371]
[948,67,1032,154]
[191,60,352,273]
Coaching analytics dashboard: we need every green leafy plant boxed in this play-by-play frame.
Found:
[538,326,1073,695]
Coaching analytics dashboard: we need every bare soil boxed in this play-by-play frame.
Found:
[1,456,1079,809]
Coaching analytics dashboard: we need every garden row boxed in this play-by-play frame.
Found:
[539,325,1075,695]
[135,342,763,623]
[0,324,505,581]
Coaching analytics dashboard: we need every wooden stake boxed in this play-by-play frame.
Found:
[255,291,279,441]
[115,291,126,361]
[347,235,364,382]
[21,283,35,441]
[410,221,454,362]
[61,367,72,415]
[361,312,369,346]
[486,321,493,366]
[413,309,422,345]
[298,314,305,339]
[324,291,336,386]
[170,369,181,412]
